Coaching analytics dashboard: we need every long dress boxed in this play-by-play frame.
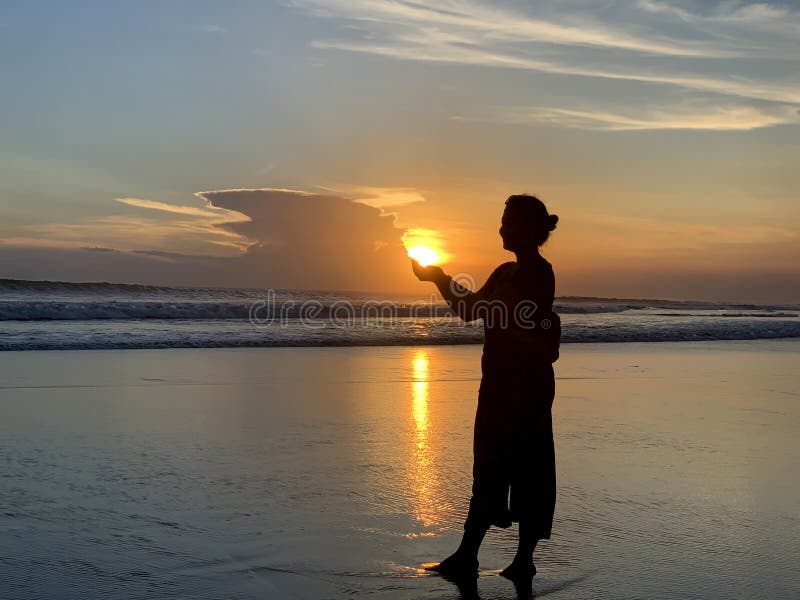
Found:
[442,259,560,538]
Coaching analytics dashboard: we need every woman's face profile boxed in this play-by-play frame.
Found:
[499,206,524,252]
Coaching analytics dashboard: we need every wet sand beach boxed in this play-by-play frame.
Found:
[1,340,798,599]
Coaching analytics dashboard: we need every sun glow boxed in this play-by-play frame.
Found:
[407,245,441,267]
[402,228,450,267]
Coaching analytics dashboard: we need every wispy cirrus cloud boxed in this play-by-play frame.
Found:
[312,33,800,104]
[291,0,740,57]
[465,101,800,131]
[116,196,248,219]
[291,0,800,127]
[317,185,427,209]
[0,197,253,255]
[637,0,800,36]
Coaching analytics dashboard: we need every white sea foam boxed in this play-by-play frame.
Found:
[0,279,797,350]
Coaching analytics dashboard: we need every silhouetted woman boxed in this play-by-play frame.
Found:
[412,194,560,582]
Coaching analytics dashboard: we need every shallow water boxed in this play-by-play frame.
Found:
[1,341,798,599]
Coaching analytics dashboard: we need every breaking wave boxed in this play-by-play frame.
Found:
[1,278,798,350]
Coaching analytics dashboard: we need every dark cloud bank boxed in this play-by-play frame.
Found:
[0,189,420,293]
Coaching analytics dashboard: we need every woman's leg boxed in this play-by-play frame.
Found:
[500,520,538,578]
[426,385,507,578]
[426,467,507,577]
[426,521,488,574]
[503,415,554,579]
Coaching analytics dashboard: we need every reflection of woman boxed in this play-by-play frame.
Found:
[412,194,560,581]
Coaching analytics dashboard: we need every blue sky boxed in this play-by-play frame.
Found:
[1,1,798,301]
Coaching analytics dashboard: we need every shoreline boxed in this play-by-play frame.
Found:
[3,336,800,354]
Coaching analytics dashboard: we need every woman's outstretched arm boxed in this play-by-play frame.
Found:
[412,260,560,362]
[412,260,508,322]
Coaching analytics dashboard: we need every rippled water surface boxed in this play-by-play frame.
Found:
[1,341,798,599]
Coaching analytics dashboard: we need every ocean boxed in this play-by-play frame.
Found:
[1,279,799,351]
[2,342,798,599]
[2,279,798,598]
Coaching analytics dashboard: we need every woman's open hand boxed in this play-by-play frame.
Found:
[411,259,445,282]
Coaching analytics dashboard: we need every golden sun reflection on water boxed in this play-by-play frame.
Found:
[409,350,442,530]
[412,354,429,437]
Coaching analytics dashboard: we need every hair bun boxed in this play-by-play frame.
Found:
[548,214,559,231]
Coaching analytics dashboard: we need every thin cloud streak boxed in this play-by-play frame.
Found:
[1,197,256,256]
[310,36,800,105]
[637,0,800,36]
[472,103,800,131]
[292,0,741,57]
[10,216,251,253]
[296,0,800,108]
[116,197,250,221]
[345,186,427,209]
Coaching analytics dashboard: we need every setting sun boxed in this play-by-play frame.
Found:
[407,246,441,267]
[403,228,449,267]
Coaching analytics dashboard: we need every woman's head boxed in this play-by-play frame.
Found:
[500,194,558,252]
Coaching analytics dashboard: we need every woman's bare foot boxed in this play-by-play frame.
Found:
[424,552,479,579]
[499,558,536,580]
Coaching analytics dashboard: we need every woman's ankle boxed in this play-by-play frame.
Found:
[511,551,534,565]
[451,548,479,563]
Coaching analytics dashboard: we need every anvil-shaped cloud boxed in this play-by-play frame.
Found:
[0,189,420,292]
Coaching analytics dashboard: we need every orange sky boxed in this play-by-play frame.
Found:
[1,1,798,302]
